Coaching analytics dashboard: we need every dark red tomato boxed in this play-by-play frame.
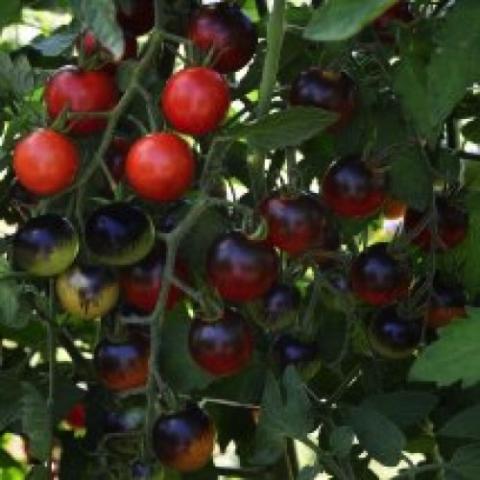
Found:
[189,309,253,376]
[65,402,86,429]
[322,156,386,218]
[290,68,357,131]
[426,281,466,329]
[94,333,149,392]
[260,193,330,255]
[273,335,318,368]
[79,29,137,65]
[368,307,421,359]
[383,196,406,220]
[350,243,410,306]
[120,243,187,314]
[207,231,279,303]
[264,284,300,319]
[404,197,468,252]
[373,1,413,39]
[152,405,215,473]
[14,129,79,196]
[105,137,131,182]
[126,133,195,202]
[45,66,119,135]
[161,67,230,136]
[117,0,154,36]
[188,3,258,74]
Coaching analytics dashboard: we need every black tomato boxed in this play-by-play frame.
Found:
[264,284,301,319]
[273,335,318,368]
[152,405,215,473]
[189,309,254,377]
[188,3,258,74]
[322,155,387,218]
[13,214,79,277]
[207,231,279,303]
[117,0,154,36]
[85,203,155,266]
[350,243,410,306]
[426,281,466,329]
[105,137,131,183]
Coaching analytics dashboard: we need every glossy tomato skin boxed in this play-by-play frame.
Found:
[56,264,119,319]
[426,281,466,329]
[105,137,131,182]
[350,243,410,306]
[126,133,195,202]
[94,333,149,392]
[161,67,230,136]
[264,284,301,319]
[85,203,155,266]
[274,335,318,368]
[13,215,79,277]
[290,68,357,130]
[207,231,279,303]
[45,66,119,135]
[404,197,468,251]
[322,156,386,218]
[117,0,154,36]
[152,405,215,473]
[189,309,253,376]
[188,3,258,74]
[65,403,86,429]
[260,194,331,255]
[14,129,79,196]
[120,243,186,314]
[368,307,421,359]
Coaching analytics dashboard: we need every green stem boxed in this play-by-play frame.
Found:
[46,279,55,475]
[301,438,350,480]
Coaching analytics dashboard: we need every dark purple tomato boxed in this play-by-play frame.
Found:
[260,193,331,255]
[152,405,215,473]
[117,0,154,36]
[322,155,386,218]
[368,307,421,359]
[189,309,253,377]
[290,68,357,130]
[104,406,145,434]
[207,231,279,303]
[105,137,131,182]
[188,3,258,74]
[274,335,318,367]
[404,197,468,252]
[426,281,466,329]
[264,284,301,318]
[350,243,410,306]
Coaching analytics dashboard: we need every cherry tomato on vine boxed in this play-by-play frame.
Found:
[274,335,318,368]
[126,133,195,202]
[322,155,387,219]
[65,403,86,430]
[350,243,410,306]
[426,281,467,329]
[404,197,468,251]
[94,333,149,392]
[188,3,258,74]
[45,66,119,135]
[260,193,331,255]
[189,309,253,377]
[368,307,422,359]
[14,129,79,196]
[207,231,279,303]
[56,264,119,319]
[161,67,230,136]
[264,284,301,319]
[152,405,215,473]
[105,137,131,182]
[290,68,357,130]
[120,243,186,314]
[117,0,154,36]
[85,203,155,266]
[13,215,79,277]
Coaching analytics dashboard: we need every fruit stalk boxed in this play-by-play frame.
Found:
[46,278,56,475]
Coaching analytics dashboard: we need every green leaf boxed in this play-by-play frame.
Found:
[0,374,23,430]
[21,384,51,462]
[440,405,480,440]
[449,443,480,480]
[31,27,79,57]
[409,309,480,388]
[345,405,406,466]
[27,466,49,480]
[462,119,480,145]
[362,391,438,428]
[329,426,355,458]
[304,0,397,42]
[0,53,34,98]
[0,0,21,29]
[0,279,19,329]
[230,107,337,151]
[297,466,322,480]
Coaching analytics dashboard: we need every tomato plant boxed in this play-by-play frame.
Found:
[2,1,480,479]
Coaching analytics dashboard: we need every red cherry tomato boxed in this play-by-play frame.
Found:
[188,3,258,74]
[45,66,119,135]
[14,129,79,196]
[207,231,279,303]
[117,0,154,36]
[161,67,230,136]
[125,133,195,202]
[65,402,86,429]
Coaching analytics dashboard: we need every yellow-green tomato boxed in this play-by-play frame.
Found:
[56,265,119,319]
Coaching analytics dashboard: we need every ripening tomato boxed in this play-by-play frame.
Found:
[426,281,467,329]
[161,67,230,136]
[350,243,410,306]
[152,405,215,473]
[189,309,253,376]
[383,196,406,220]
[65,402,86,430]
[126,133,195,202]
[264,284,301,319]
[188,3,258,73]
[207,231,279,303]
[14,129,79,196]
[45,66,119,135]
[117,0,154,36]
